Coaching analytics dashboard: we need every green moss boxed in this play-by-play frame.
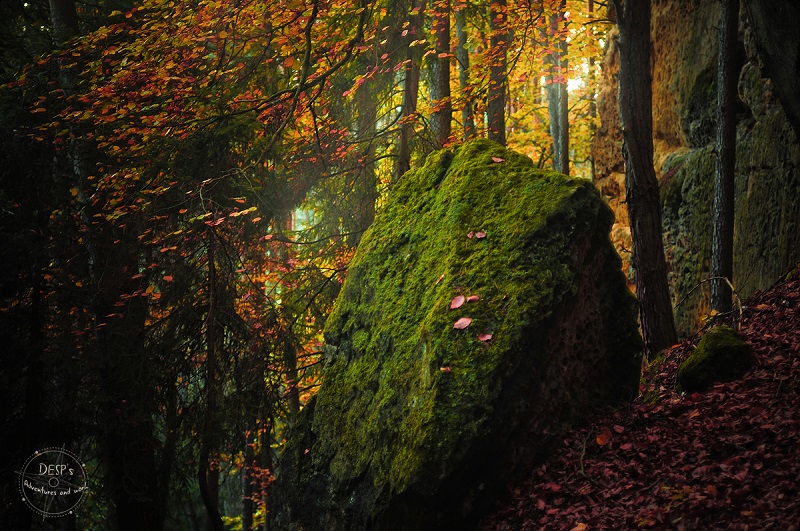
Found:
[278,139,642,528]
[676,325,754,393]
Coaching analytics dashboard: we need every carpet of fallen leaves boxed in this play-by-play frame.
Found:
[481,269,800,530]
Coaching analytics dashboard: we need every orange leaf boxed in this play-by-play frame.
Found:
[163,275,174,282]
[596,427,612,446]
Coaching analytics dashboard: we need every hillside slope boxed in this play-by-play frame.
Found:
[482,266,800,530]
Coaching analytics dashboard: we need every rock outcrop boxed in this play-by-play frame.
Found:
[676,325,754,393]
[593,0,800,337]
[273,139,642,530]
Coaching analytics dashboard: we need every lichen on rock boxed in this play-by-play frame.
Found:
[274,139,642,530]
[676,325,754,393]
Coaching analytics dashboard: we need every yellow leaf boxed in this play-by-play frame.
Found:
[218,30,228,39]
[70,188,79,197]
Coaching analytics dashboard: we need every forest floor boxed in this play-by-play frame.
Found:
[481,267,800,531]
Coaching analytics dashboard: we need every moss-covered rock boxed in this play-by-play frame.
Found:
[676,325,754,393]
[274,139,643,530]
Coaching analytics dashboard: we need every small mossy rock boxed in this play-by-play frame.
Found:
[273,139,643,530]
[676,326,754,393]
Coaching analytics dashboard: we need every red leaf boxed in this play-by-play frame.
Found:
[163,275,174,282]
[467,295,480,302]
[491,156,505,163]
[478,333,493,342]
[450,295,465,309]
[537,499,546,510]
[613,424,625,433]
[467,231,474,239]
[475,231,486,239]
[453,317,472,329]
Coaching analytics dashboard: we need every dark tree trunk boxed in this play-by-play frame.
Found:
[395,0,422,183]
[455,6,475,140]
[588,0,597,180]
[615,0,677,357]
[354,70,378,239]
[547,1,569,174]
[711,0,739,313]
[430,0,452,147]
[487,0,507,145]
[199,227,225,531]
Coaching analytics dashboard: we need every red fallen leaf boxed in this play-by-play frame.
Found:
[453,317,472,329]
[467,231,474,238]
[467,295,480,302]
[450,295,465,309]
[755,304,770,311]
[491,156,505,163]
[537,499,546,510]
[620,443,632,451]
[163,275,174,282]
[613,424,625,433]
[475,231,487,239]
[478,333,493,342]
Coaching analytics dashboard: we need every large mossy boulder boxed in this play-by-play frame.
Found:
[676,325,754,393]
[273,139,643,530]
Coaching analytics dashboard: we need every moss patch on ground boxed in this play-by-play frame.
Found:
[676,325,754,393]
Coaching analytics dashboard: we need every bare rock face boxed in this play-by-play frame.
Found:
[273,139,642,530]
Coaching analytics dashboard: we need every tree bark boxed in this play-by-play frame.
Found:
[395,0,422,183]
[487,0,508,145]
[615,0,677,357]
[199,227,225,531]
[711,0,739,313]
[455,5,475,140]
[430,0,452,147]
[547,1,569,174]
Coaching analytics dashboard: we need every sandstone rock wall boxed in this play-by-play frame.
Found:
[593,0,800,337]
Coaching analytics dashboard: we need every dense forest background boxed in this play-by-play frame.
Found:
[1,0,798,529]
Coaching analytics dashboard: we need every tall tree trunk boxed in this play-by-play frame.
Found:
[455,5,475,140]
[547,1,569,174]
[199,226,225,531]
[487,0,508,145]
[614,0,677,357]
[354,70,378,240]
[395,0,422,183]
[711,0,739,313]
[430,0,452,147]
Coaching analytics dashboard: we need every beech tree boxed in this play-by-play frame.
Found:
[547,0,569,174]
[613,0,677,357]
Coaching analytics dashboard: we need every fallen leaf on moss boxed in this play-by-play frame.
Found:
[453,317,472,329]
[450,295,466,309]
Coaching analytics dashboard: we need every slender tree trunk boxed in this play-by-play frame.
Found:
[354,71,377,239]
[547,1,569,174]
[588,0,597,180]
[487,0,508,145]
[199,227,225,531]
[455,4,475,140]
[615,0,677,357]
[395,0,422,183]
[711,0,739,313]
[430,0,452,147]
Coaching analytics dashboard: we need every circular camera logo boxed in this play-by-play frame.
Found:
[18,447,88,518]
